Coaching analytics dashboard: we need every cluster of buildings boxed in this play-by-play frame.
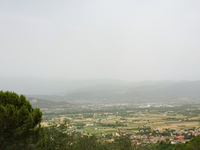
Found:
[130,135,179,145]
[113,127,200,145]
[173,128,200,137]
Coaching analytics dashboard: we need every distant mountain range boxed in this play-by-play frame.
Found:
[25,80,200,104]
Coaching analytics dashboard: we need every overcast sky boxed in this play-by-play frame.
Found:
[1,0,200,81]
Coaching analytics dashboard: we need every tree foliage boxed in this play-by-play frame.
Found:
[45,122,74,150]
[0,91,45,150]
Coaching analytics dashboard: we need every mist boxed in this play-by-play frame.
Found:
[1,1,200,82]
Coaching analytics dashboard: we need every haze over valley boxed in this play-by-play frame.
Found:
[1,1,200,149]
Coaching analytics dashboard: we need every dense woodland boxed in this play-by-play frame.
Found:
[1,91,200,150]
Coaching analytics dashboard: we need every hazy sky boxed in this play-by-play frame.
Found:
[1,0,200,81]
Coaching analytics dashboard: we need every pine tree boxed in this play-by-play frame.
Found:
[0,91,45,150]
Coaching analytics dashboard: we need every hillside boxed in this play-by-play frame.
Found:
[26,80,200,104]
[26,97,74,108]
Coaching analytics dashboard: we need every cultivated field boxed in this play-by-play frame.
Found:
[42,105,200,136]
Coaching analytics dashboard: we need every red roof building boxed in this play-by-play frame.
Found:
[176,136,184,140]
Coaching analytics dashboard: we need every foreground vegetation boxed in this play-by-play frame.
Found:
[1,91,200,150]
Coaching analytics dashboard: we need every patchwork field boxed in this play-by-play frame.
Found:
[42,105,200,136]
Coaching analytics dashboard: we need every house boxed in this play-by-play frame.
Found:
[140,130,144,132]
[141,134,147,139]
[86,123,94,126]
[150,139,156,143]
[176,136,184,140]
[143,138,149,143]
[159,130,163,133]
[131,140,138,145]
[150,127,154,130]
[137,142,141,145]
[171,141,176,144]
[115,133,120,136]
[150,138,159,143]
[189,130,194,133]
[134,135,141,139]
[159,138,166,142]
[130,135,135,139]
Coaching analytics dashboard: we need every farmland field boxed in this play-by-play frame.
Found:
[41,104,200,136]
